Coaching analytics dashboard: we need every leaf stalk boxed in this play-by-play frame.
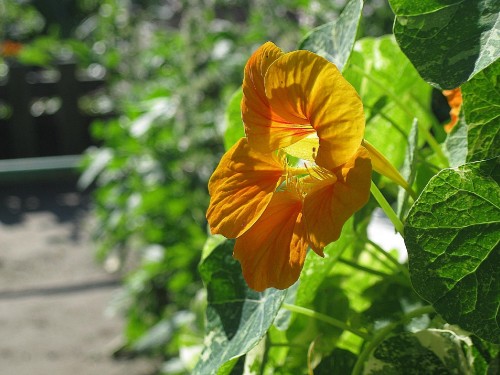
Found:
[282,303,371,341]
[370,181,405,235]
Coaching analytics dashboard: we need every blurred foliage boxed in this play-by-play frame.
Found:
[1,0,395,372]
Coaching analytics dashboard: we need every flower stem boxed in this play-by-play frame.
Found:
[370,181,404,235]
[337,257,391,278]
[282,303,371,341]
[352,305,435,375]
[367,239,410,280]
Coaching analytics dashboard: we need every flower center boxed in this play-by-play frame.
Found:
[281,156,336,199]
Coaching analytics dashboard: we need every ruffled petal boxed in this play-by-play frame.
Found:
[242,41,283,111]
[242,42,310,153]
[303,146,371,253]
[207,138,284,238]
[233,190,309,291]
[265,50,365,169]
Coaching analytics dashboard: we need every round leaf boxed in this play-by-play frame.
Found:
[405,157,500,343]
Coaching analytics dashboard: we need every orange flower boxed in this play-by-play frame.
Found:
[442,88,462,133]
[207,139,371,291]
[231,146,371,291]
[206,43,372,291]
[241,42,365,170]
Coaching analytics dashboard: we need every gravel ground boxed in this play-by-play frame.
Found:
[0,181,158,375]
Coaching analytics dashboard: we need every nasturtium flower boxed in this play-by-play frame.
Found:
[208,139,371,291]
[241,42,365,170]
[206,42,372,291]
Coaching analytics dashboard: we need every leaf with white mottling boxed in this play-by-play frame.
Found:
[299,0,363,71]
[364,330,474,374]
[194,237,287,375]
[390,0,500,89]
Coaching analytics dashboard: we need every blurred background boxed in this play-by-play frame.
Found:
[0,0,394,373]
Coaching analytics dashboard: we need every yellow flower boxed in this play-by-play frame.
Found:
[206,43,372,291]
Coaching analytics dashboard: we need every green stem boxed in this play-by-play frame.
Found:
[370,181,404,235]
[367,239,410,280]
[338,257,391,278]
[352,305,435,375]
[268,342,309,349]
[350,65,448,167]
[282,303,371,341]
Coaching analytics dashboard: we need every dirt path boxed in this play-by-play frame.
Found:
[0,182,158,375]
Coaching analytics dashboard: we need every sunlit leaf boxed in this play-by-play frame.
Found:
[461,60,500,162]
[224,89,244,151]
[389,0,462,15]
[194,237,287,374]
[296,220,354,306]
[343,36,434,169]
[397,118,418,219]
[390,0,500,89]
[405,157,500,343]
[299,0,363,71]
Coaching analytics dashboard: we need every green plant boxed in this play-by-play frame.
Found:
[193,0,499,374]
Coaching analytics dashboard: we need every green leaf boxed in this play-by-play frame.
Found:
[461,60,500,162]
[405,157,500,343]
[470,335,500,374]
[343,36,434,169]
[296,220,354,307]
[361,277,425,329]
[223,88,244,151]
[310,278,351,354]
[444,116,468,168]
[194,237,287,374]
[391,0,500,89]
[299,0,363,71]
[389,0,462,15]
[364,330,474,374]
[397,118,419,220]
[314,348,357,374]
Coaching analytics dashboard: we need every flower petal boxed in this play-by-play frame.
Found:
[233,190,309,291]
[303,146,372,253]
[265,50,365,169]
[242,41,283,112]
[207,138,284,238]
[362,139,412,195]
[242,42,311,153]
[443,87,462,133]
